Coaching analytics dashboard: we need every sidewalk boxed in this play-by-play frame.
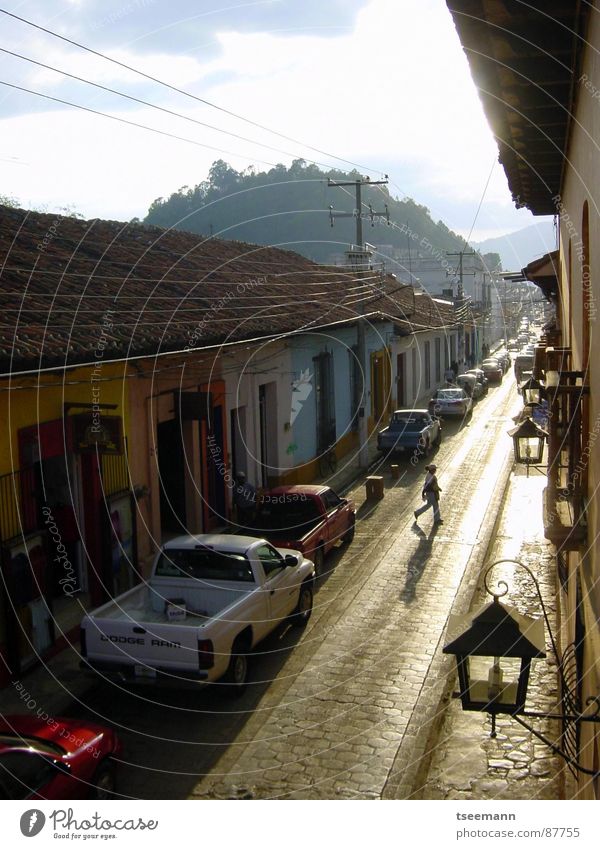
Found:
[414,465,564,800]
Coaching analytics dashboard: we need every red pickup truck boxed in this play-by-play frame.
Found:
[249,485,356,575]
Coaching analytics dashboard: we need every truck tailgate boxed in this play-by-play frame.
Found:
[83,616,202,673]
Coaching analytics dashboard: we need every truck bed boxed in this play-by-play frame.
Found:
[86,578,256,626]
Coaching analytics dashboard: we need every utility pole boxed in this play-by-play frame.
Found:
[447,249,476,368]
[328,176,389,468]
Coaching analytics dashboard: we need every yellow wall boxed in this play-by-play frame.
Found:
[0,361,131,476]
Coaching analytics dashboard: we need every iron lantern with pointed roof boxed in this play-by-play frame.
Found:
[508,417,547,466]
[519,375,545,407]
[443,594,546,717]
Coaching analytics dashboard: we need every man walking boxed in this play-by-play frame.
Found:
[414,463,443,524]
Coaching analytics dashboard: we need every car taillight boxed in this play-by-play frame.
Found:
[80,627,87,658]
[197,639,214,669]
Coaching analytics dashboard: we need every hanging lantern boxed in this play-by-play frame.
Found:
[443,596,546,715]
[508,417,547,465]
[520,376,544,406]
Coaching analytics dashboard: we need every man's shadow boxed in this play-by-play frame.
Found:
[400,522,439,603]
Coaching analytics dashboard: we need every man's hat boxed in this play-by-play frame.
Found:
[426,464,437,471]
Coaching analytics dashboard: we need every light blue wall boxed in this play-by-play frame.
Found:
[288,324,392,463]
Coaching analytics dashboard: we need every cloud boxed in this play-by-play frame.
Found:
[0,0,538,238]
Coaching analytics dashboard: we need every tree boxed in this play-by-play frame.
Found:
[143,160,466,262]
[0,194,19,208]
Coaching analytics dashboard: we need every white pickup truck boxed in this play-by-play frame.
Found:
[80,534,315,693]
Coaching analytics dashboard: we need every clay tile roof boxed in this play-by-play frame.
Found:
[0,205,457,374]
[446,1,587,215]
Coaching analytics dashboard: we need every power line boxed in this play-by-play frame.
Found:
[0,79,284,169]
[0,7,384,177]
[0,47,360,174]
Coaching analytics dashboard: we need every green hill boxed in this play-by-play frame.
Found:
[143,159,466,264]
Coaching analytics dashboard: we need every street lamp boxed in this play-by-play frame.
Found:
[443,590,545,725]
[519,376,544,406]
[443,559,600,774]
[507,417,547,466]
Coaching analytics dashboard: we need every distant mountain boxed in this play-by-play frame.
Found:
[473,220,556,271]
[143,159,466,264]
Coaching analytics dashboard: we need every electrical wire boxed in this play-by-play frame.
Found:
[0,79,283,169]
[0,7,385,178]
[0,47,361,174]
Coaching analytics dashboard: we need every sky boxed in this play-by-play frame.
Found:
[0,0,553,242]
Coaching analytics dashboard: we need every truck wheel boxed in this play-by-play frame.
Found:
[92,760,117,799]
[342,519,355,545]
[223,638,249,694]
[293,582,313,627]
[313,546,325,577]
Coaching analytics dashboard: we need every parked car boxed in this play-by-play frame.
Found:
[517,370,534,393]
[465,368,489,395]
[81,534,316,692]
[495,350,511,372]
[250,485,356,575]
[514,353,535,382]
[0,714,121,799]
[482,358,503,383]
[428,387,473,418]
[377,409,441,458]
[456,373,483,400]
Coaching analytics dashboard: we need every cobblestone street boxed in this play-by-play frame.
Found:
[188,378,525,800]
[417,469,563,800]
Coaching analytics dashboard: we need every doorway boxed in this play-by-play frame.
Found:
[396,353,405,407]
[157,418,186,535]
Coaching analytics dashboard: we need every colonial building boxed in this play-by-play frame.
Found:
[448,0,600,797]
[0,204,461,686]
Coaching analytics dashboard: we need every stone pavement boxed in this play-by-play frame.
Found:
[415,466,564,800]
[1,376,541,802]
[189,378,523,800]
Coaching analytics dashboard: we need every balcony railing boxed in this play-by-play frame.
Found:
[540,346,589,550]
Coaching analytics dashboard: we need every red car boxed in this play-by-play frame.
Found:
[249,485,356,575]
[0,714,121,800]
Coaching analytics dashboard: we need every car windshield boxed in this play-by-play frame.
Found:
[156,549,255,582]
[252,499,322,533]
[436,389,463,399]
